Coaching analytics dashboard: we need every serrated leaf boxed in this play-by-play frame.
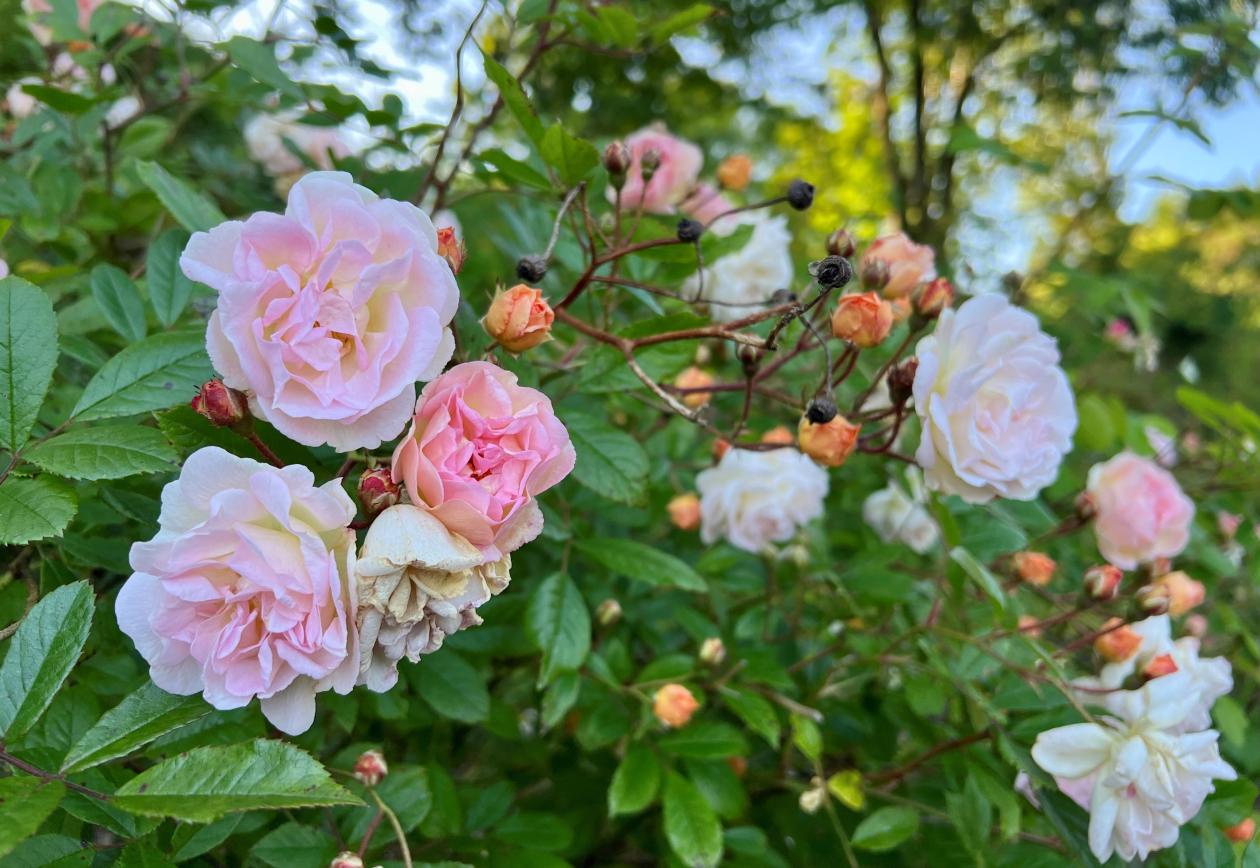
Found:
[0,581,93,740]
[112,739,362,822]
[223,36,304,98]
[720,688,780,748]
[72,330,212,421]
[608,745,660,817]
[114,839,176,868]
[482,52,544,147]
[525,573,590,686]
[24,425,177,481]
[0,276,58,451]
[0,477,78,545]
[251,821,337,868]
[663,771,723,868]
[147,230,196,327]
[576,537,706,591]
[659,721,747,759]
[540,124,599,186]
[90,264,147,342]
[0,778,65,858]
[564,412,648,504]
[412,650,489,723]
[852,806,919,852]
[134,162,226,232]
[61,682,209,773]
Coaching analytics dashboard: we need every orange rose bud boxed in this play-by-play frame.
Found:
[760,425,794,445]
[1152,570,1205,616]
[1018,614,1042,638]
[1013,551,1056,587]
[668,493,702,531]
[1084,564,1123,600]
[1225,818,1256,844]
[483,284,553,353]
[1142,653,1179,679]
[1095,618,1142,663]
[831,291,893,348]
[798,413,860,468]
[191,379,248,428]
[717,153,752,191]
[436,226,465,274]
[675,366,715,408]
[712,438,731,461]
[914,277,954,318]
[653,684,699,728]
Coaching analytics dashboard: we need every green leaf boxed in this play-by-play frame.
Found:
[651,3,713,44]
[0,778,65,858]
[251,821,338,868]
[540,671,580,731]
[18,84,95,115]
[134,162,226,233]
[482,53,545,147]
[576,537,705,591]
[525,572,591,686]
[852,806,919,852]
[564,411,649,504]
[72,330,213,421]
[0,276,58,452]
[0,477,77,545]
[147,230,196,327]
[24,425,177,481]
[112,739,362,822]
[608,745,661,817]
[478,149,553,190]
[412,650,489,723]
[223,36,304,98]
[662,771,723,868]
[720,688,780,748]
[115,840,176,868]
[61,683,209,773]
[949,547,1007,610]
[90,264,147,342]
[540,124,599,186]
[0,581,94,740]
[946,774,992,856]
[790,713,822,762]
[659,721,748,759]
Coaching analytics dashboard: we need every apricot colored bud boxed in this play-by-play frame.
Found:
[1142,653,1179,679]
[712,438,731,461]
[698,637,726,666]
[353,750,388,787]
[653,683,699,728]
[726,756,748,777]
[1224,818,1256,844]
[1018,614,1042,638]
[191,379,248,428]
[668,493,702,532]
[1084,564,1123,600]
[716,153,752,191]
[760,425,794,446]
[798,413,860,468]
[331,853,365,868]
[915,277,954,318]
[1012,551,1056,587]
[831,291,893,348]
[675,366,715,408]
[1151,570,1205,616]
[357,468,401,517]
[436,226,465,274]
[483,284,554,353]
[595,598,622,627]
[1135,583,1172,616]
[1095,618,1142,663]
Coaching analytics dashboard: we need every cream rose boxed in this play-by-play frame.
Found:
[696,447,829,553]
[686,212,795,323]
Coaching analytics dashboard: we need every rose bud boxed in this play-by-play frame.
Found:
[675,366,715,408]
[717,154,752,191]
[677,218,704,242]
[516,254,547,283]
[482,284,554,353]
[859,257,890,291]
[1217,510,1242,540]
[603,140,631,185]
[357,468,401,517]
[353,750,388,787]
[331,853,365,868]
[1095,618,1142,663]
[798,779,827,814]
[667,493,702,532]
[1012,551,1056,587]
[640,147,662,181]
[1185,613,1208,637]
[786,178,815,210]
[831,291,893,348]
[595,598,622,627]
[1083,564,1123,600]
[1135,582,1172,616]
[798,413,860,468]
[810,255,853,290]
[1141,653,1179,680]
[888,358,918,406]
[737,344,761,376]
[826,228,857,259]
[914,276,954,318]
[436,226,465,275]
[760,425,794,445]
[191,379,249,429]
[1224,818,1256,844]
[1151,570,1205,616]
[1074,491,1098,521]
[726,756,748,777]
[653,683,699,728]
[712,438,731,461]
[1018,614,1042,638]
[698,637,726,666]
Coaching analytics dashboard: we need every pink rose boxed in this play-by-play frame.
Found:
[181,172,459,451]
[391,361,576,559]
[610,124,703,214]
[115,447,358,735]
[862,232,936,299]
[1086,452,1195,569]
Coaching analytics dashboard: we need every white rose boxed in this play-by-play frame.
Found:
[912,293,1076,503]
[244,113,349,188]
[862,475,938,554]
[355,504,510,692]
[696,448,828,553]
[685,212,794,323]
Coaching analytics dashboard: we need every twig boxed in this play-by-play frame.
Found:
[0,749,112,801]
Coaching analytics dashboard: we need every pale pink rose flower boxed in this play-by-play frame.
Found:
[1086,452,1194,569]
[115,447,358,735]
[862,232,936,298]
[181,172,459,452]
[610,124,703,214]
[23,0,102,42]
[392,361,576,560]
[0,259,8,279]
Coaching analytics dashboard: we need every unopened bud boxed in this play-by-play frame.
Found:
[667,493,701,532]
[603,140,631,182]
[716,154,752,191]
[831,291,892,348]
[677,218,704,242]
[357,468,400,517]
[1142,653,1178,680]
[786,178,815,211]
[436,226,465,275]
[516,254,547,283]
[191,379,248,428]
[760,425,794,446]
[1217,510,1242,540]
[726,756,748,777]
[1074,491,1098,521]
[860,257,890,291]
[1224,818,1256,844]
[810,255,853,290]
[805,397,837,425]
[799,413,860,468]
[595,598,622,627]
[888,358,918,406]
[1095,618,1142,662]
[1084,565,1123,600]
[737,344,760,376]
[826,228,857,258]
[675,366,715,409]
[1012,551,1056,587]
[353,750,388,787]
[798,779,827,814]
[483,284,554,353]
[1135,583,1172,616]
[653,683,699,728]
[712,438,731,461]
[1018,614,1042,638]
[331,853,365,868]
[914,277,954,318]
[640,147,661,182]
[1151,570,1204,616]
[698,637,726,666]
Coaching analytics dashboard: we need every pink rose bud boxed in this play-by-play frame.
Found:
[675,367,715,409]
[436,226,465,275]
[595,598,622,627]
[1185,613,1208,637]
[798,413,860,468]
[1017,614,1041,638]
[1084,564,1123,600]
[1217,510,1242,540]
[602,140,631,179]
[190,379,248,429]
[914,276,954,318]
[1142,653,1179,680]
[716,154,752,191]
[483,284,554,353]
[653,683,699,728]
[861,232,936,299]
[1134,583,1172,616]
[1151,570,1205,616]
[667,493,701,532]
[357,468,401,517]
[330,853,365,868]
[831,291,893,348]
[353,750,388,787]
[1224,818,1256,844]
[1095,618,1142,663]
[1013,552,1056,587]
[760,425,794,446]
[826,228,857,259]
[698,637,726,666]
